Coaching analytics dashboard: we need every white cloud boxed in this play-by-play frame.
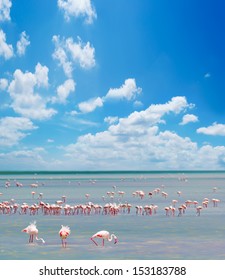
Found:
[104,78,142,101]
[0,29,13,59]
[65,36,95,69]
[0,78,8,90]
[61,127,199,170]
[109,96,191,133]
[35,63,49,88]
[0,116,37,147]
[104,116,119,125]
[47,138,54,143]
[52,78,75,104]
[69,110,79,116]
[78,97,103,113]
[16,31,30,56]
[197,122,225,136]
[0,147,52,170]
[179,114,199,125]
[8,64,57,120]
[52,35,95,77]
[133,100,143,107]
[75,78,142,115]
[52,36,73,78]
[192,145,225,169]
[61,96,207,170]
[57,0,97,24]
[0,0,12,22]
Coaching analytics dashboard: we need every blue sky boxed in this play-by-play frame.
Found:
[0,0,225,170]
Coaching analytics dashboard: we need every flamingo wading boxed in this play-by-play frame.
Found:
[22,221,45,244]
[59,225,71,248]
[91,230,118,246]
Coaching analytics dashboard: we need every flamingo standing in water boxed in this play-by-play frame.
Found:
[91,230,118,246]
[59,225,71,248]
[22,221,45,244]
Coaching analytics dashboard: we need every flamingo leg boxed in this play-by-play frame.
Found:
[29,234,33,243]
[91,238,98,246]
[102,239,104,246]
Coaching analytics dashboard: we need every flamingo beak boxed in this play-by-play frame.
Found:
[114,238,118,244]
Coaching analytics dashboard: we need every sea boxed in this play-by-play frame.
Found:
[0,170,225,260]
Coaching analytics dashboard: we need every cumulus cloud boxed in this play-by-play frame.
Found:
[16,31,30,56]
[52,36,73,77]
[52,35,95,77]
[0,78,8,91]
[78,97,103,113]
[102,96,190,138]
[193,145,225,169]
[104,78,142,101]
[0,147,52,170]
[0,117,37,147]
[104,116,119,125]
[52,78,75,104]
[75,78,142,114]
[65,36,95,69]
[197,122,225,136]
[62,127,199,170]
[35,63,49,88]
[133,100,143,108]
[179,114,199,125]
[60,96,206,170]
[57,0,97,24]
[0,29,13,59]
[8,64,57,120]
[0,0,12,22]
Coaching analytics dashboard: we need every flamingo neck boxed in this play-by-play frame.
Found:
[108,234,116,242]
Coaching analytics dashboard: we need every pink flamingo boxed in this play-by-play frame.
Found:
[39,193,43,199]
[91,230,118,246]
[59,225,70,248]
[31,191,36,198]
[212,198,220,207]
[164,206,170,216]
[118,191,125,197]
[5,181,10,188]
[172,199,178,207]
[22,221,45,244]
[161,191,168,198]
[193,201,199,207]
[30,183,38,188]
[178,205,183,216]
[148,192,153,198]
[196,206,203,216]
[16,182,23,187]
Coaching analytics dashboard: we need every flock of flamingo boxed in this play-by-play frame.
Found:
[21,221,117,248]
[0,176,222,248]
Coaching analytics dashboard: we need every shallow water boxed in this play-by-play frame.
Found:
[0,171,225,260]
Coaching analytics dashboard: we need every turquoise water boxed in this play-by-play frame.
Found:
[0,171,225,260]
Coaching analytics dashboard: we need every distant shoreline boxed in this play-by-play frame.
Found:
[0,170,225,175]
